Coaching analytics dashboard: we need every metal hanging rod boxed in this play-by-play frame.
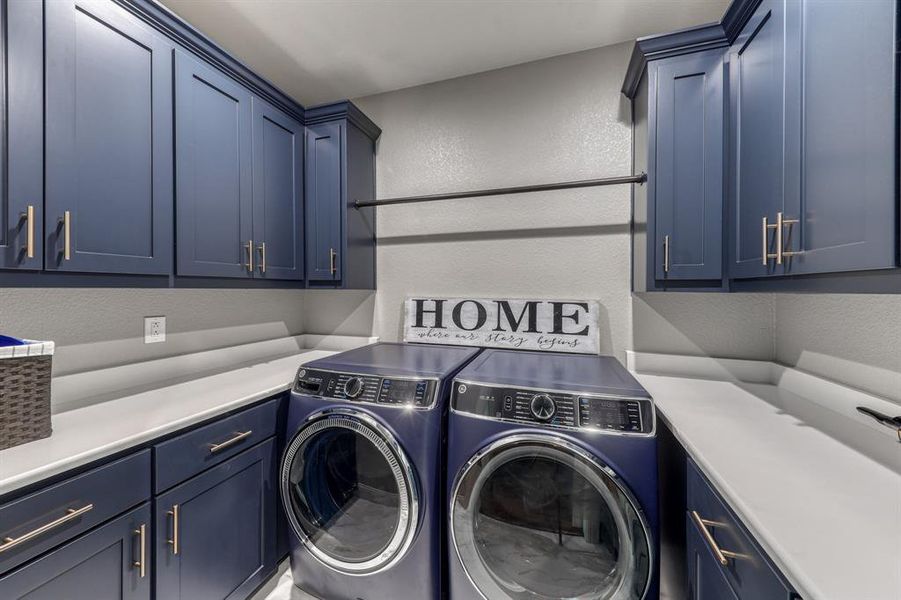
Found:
[354,172,647,208]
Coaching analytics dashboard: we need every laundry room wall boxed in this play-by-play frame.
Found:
[329,42,776,362]
[0,288,306,375]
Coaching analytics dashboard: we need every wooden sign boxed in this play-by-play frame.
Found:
[403,297,600,354]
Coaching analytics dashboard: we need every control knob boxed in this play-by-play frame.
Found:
[530,394,556,421]
[343,376,365,399]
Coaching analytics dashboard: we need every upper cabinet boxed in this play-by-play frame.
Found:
[0,0,43,270]
[174,50,254,279]
[45,0,173,275]
[0,0,378,288]
[304,103,380,289]
[626,0,899,291]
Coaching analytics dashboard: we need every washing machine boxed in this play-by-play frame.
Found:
[280,342,482,599]
[446,349,658,600]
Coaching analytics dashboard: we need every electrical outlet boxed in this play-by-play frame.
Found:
[144,316,166,344]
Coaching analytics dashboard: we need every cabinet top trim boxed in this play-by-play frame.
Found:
[621,0,763,98]
[305,101,382,141]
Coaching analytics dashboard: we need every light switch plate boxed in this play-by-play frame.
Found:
[144,316,166,344]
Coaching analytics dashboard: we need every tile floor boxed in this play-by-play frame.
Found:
[251,562,318,600]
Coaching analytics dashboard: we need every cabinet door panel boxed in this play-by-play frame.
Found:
[654,50,724,280]
[45,0,172,274]
[252,99,304,280]
[305,122,343,282]
[175,51,253,278]
[155,440,276,600]
[686,513,739,600]
[728,0,790,279]
[0,504,151,600]
[0,0,43,270]
[787,0,896,275]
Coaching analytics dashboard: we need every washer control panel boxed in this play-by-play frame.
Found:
[294,368,436,408]
[453,382,652,434]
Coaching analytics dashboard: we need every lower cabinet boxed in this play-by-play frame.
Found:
[0,398,282,600]
[0,503,151,600]
[686,511,739,600]
[154,438,277,600]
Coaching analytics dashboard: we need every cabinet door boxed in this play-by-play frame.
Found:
[686,513,739,600]
[155,439,276,600]
[175,50,253,278]
[0,504,151,600]
[0,0,42,270]
[305,122,343,282]
[654,49,725,281]
[45,0,172,274]
[784,0,896,275]
[252,99,304,281]
[728,0,791,279]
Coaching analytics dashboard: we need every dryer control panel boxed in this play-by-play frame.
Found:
[294,368,437,408]
[453,382,653,434]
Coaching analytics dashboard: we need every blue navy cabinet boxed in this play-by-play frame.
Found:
[0,504,152,600]
[727,0,792,279]
[45,0,173,275]
[686,512,739,600]
[782,0,895,276]
[252,99,305,281]
[0,0,43,271]
[653,49,725,282]
[304,102,379,289]
[154,439,278,600]
[175,50,254,279]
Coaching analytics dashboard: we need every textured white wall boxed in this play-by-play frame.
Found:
[346,44,776,362]
[775,295,901,402]
[0,288,305,375]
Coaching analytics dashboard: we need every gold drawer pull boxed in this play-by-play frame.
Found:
[208,430,253,454]
[329,247,337,275]
[663,234,671,273]
[762,216,779,265]
[167,505,179,555]
[0,504,94,553]
[257,242,267,274]
[691,510,746,566]
[61,210,72,261]
[133,523,146,578]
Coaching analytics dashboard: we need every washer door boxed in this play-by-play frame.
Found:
[451,435,652,600]
[281,410,419,574]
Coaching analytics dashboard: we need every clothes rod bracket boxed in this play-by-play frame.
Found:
[354,172,647,208]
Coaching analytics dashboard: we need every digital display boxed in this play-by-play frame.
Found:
[379,379,429,405]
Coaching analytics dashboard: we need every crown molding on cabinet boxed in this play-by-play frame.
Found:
[304,100,383,141]
[621,0,763,98]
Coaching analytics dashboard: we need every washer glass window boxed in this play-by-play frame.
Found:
[451,437,651,599]
[281,413,418,574]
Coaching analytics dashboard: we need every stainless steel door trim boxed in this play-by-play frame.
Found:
[280,407,420,575]
[449,433,654,600]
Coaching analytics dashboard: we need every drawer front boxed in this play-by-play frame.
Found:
[0,450,150,575]
[686,459,795,599]
[154,398,278,492]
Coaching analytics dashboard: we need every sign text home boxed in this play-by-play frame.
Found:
[403,297,600,354]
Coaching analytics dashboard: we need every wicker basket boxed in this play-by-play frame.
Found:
[0,340,53,450]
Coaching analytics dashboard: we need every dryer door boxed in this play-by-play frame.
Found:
[451,434,652,600]
[281,409,419,574]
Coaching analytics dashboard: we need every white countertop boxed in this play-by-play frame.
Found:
[628,352,901,600]
[0,335,377,496]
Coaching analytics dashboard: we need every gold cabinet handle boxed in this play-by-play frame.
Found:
[329,247,337,275]
[133,523,146,578]
[257,242,266,274]
[244,239,254,272]
[690,510,746,566]
[0,504,94,553]
[780,214,800,260]
[21,205,35,259]
[663,234,671,273]
[762,215,779,265]
[61,210,71,261]
[167,505,179,555]
[208,430,252,454]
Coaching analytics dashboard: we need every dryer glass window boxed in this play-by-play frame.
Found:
[281,414,418,574]
[452,439,651,600]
